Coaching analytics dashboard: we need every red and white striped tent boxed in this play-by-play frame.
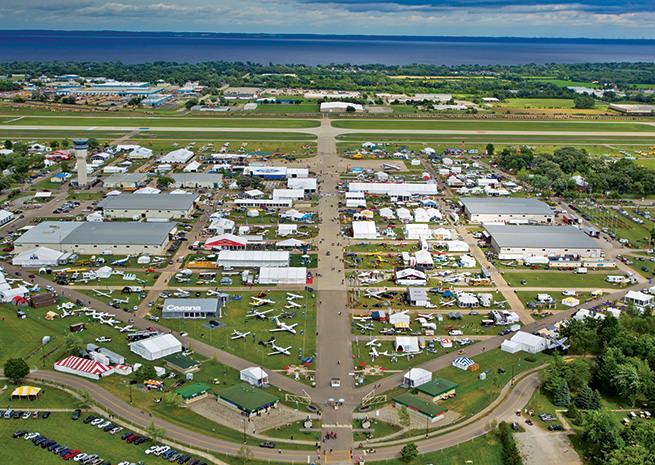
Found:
[54,356,114,380]
[113,365,133,376]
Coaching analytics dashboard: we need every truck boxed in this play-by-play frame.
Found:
[606,275,625,283]
[574,267,588,274]
[584,227,600,238]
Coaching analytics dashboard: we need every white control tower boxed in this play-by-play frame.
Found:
[73,138,88,187]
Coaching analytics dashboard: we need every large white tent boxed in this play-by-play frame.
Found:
[403,368,432,388]
[240,367,269,387]
[217,250,290,268]
[129,334,182,361]
[352,221,378,239]
[12,246,72,267]
[259,267,306,284]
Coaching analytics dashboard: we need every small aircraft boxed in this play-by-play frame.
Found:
[268,341,292,356]
[417,313,434,320]
[357,322,375,331]
[365,289,385,300]
[495,300,507,308]
[60,309,75,319]
[417,318,437,330]
[286,292,302,300]
[99,316,120,326]
[271,316,297,335]
[365,339,381,348]
[112,297,129,305]
[206,289,222,296]
[111,257,130,266]
[86,310,112,319]
[231,330,251,340]
[251,297,275,307]
[57,302,76,311]
[352,315,372,321]
[440,299,456,307]
[285,300,302,309]
[369,347,380,358]
[174,289,191,298]
[249,308,275,320]
[116,325,135,333]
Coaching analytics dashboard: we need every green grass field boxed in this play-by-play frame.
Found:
[0,412,152,465]
[332,119,654,132]
[352,418,402,441]
[0,382,78,409]
[2,116,320,129]
[502,271,619,289]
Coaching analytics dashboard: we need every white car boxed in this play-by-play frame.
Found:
[24,432,39,440]
[109,426,123,435]
[74,453,88,462]
[91,418,104,426]
[154,446,170,456]
[145,445,159,455]
[95,337,112,343]
[97,420,112,429]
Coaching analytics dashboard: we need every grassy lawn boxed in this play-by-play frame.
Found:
[3,115,320,129]
[352,418,402,441]
[331,119,654,133]
[636,158,655,169]
[246,103,320,114]
[514,291,596,311]
[351,313,509,337]
[573,203,655,248]
[0,381,78,409]
[151,290,317,373]
[502,271,619,289]
[0,412,152,465]
[261,419,321,441]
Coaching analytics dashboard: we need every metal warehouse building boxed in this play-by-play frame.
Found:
[162,298,221,319]
[14,221,176,255]
[484,224,601,260]
[97,193,198,219]
[460,198,554,223]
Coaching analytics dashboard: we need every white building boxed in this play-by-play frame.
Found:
[129,334,182,361]
[216,250,290,268]
[501,332,548,355]
[403,368,432,388]
[259,267,306,284]
[320,102,364,112]
[461,198,554,223]
[12,247,75,267]
[349,182,438,196]
[240,367,269,387]
[287,178,317,192]
[352,221,378,239]
[623,291,653,307]
[0,210,14,227]
[159,148,194,164]
[404,224,432,240]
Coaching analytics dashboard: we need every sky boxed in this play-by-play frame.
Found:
[1,0,654,38]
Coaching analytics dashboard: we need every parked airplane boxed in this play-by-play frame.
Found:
[86,310,112,319]
[174,289,191,298]
[251,297,275,306]
[357,322,375,331]
[369,347,380,358]
[111,257,130,266]
[263,338,291,356]
[231,330,251,340]
[99,316,120,326]
[116,325,135,333]
[57,302,75,311]
[285,300,301,309]
[440,299,456,307]
[206,289,222,296]
[286,293,302,300]
[417,313,434,320]
[365,289,385,300]
[248,308,275,320]
[365,339,381,348]
[352,315,372,321]
[271,317,297,335]
[112,297,129,305]
[60,309,75,319]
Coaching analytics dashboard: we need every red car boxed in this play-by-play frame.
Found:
[63,450,80,460]
[2,247,13,251]
[127,435,140,444]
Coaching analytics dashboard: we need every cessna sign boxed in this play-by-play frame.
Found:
[162,298,221,320]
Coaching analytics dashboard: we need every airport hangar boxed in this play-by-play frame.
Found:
[96,193,199,219]
[14,221,177,255]
[484,224,602,260]
[460,198,554,223]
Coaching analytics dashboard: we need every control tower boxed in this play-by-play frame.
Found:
[73,138,88,187]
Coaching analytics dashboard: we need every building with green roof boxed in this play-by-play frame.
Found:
[415,377,458,402]
[217,382,280,416]
[174,382,212,404]
[165,353,200,374]
[392,392,448,423]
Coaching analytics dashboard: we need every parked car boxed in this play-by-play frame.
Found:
[13,430,28,438]
[71,409,81,420]
[84,415,98,424]
[548,425,564,431]
[259,441,276,448]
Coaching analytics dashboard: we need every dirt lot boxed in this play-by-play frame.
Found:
[515,427,581,465]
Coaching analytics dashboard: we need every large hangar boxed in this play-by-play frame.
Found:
[460,198,554,223]
[484,224,601,260]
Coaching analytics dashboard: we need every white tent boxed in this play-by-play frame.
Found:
[160,148,194,164]
[259,267,306,284]
[403,368,432,388]
[447,241,469,252]
[12,247,67,267]
[405,224,432,240]
[276,238,307,248]
[413,208,430,223]
[278,224,298,236]
[395,336,419,353]
[379,207,395,219]
[414,250,434,267]
[240,367,269,387]
[129,334,182,361]
[501,332,547,354]
[623,291,653,307]
[352,221,378,239]
[96,266,113,279]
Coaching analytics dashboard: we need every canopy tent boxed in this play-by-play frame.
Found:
[276,238,307,248]
[11,386,42,399]
[259,266,306,284]
[562,297,580,307]
[240,367,269,387]
[12,246,69,267]
[129,334,182,361]
[54,356,114,380]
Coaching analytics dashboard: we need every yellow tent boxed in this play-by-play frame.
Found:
[11,386,41,398]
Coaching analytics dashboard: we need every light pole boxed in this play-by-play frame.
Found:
[242,418,247,444]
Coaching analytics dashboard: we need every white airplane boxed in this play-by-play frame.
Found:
[116,325,136,333]
[57,302,75,311]
[175,289,191,298]
[206,289,222,296]
[286,293,302,300]
[496,300,507,308]
[86,310,112,319]
[440,299,456,307]
[417,318,437,330]
[365,339,381,348]
[231,330,251,340]
[424,303,438,309]
[285,300,302,309]
[203,278,216,284]
[99,316,120,326]
[112,297,129,304]
[417,313,434,320]
[352,315,372,321]
[365,289,385,300]
[251,297,275,306]
[357,322,375,331]
[60,309,75,319]
[268,341,292,356]
[249,308,275,319]
[453,337,473,345]
[369,347,380,358]
[271,317,297,335]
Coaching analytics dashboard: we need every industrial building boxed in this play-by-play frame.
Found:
[484,224,602,260]
[96,193,198,219]
[102,172,148,190]
[162,298,221,319]
[287,178,317,193]
[0,209,14,227]
[171,173,223,189]
[244,167,309,180]
[216,250,290,268]
[460,198,554,223]
[320,102,364,112]
[159,149,194,164]
[608,103,655,115]
[14,221,176,255]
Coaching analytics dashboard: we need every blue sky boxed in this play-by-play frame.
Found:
[2,0,654,38]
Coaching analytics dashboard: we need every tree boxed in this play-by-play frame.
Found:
[61,139,70,148]
[397,405,411,428]
[4,140,12,150]
[133,363,158,383]
[163,391,182,410]
[345,105,356,113]
[566,401,582,425]
[185,98,199,110]
[145,421,166,444]
[574,95,595,109]
[157,176,175,188]
[486,143,495,156]
[589,389,603,410]
[48,140,59,149]
[3,358,29,384]
[87,138,99,150]
[60,161,70,173]
[237,445,254,464]
[612,362,648,408]
[399,443,418,463]
[553,380,571,407]
[75,389,92,410]
[583,409,617,445]
[574,385,593,409]
[65,334,83,356]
